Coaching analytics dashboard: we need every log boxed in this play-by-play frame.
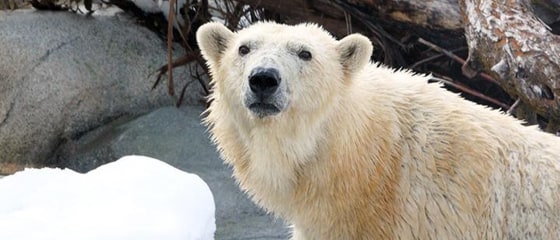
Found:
[235,0,559,40]
[235,0,466,46]
[459,0,560,130]
[234,0,467,65]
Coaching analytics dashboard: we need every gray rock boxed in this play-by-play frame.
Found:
[0,9,206,174]
[54,106,290,239]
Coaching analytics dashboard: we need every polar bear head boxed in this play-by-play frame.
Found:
[196,21,372,121]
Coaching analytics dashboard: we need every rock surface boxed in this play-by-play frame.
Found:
[54,105,290,239]
[0,9,205,174]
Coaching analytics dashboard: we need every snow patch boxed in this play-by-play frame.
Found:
[0,155,215,240]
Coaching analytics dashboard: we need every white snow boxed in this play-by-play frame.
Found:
[0,155,215,240]
[92,5,125,16]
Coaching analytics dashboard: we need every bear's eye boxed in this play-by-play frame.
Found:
[298,50,312,61]
[239,45,250,56]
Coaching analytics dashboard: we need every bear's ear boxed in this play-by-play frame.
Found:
[196,22,235,65]
[337,34,373,73]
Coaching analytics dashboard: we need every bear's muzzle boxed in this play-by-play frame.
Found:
[249,67,281,99]
[245,67,284,118]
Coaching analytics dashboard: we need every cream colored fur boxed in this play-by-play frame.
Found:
[197,21,560,239]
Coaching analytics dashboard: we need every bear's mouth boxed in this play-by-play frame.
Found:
[248,102,281,118]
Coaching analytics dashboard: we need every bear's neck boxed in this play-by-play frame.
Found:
[239,112,329,210]
[238,98,384,208]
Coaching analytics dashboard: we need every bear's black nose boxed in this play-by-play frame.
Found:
[249,67,281,100]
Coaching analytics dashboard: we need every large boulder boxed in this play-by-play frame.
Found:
[0,9,205,174]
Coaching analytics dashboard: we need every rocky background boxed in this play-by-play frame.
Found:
[0,9,288,239]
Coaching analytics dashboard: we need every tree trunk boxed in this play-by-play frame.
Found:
[459,0,560,130]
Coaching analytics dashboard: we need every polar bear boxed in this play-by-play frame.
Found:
[196,21,560,239]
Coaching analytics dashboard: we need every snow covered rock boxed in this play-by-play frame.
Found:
[0,155,215,240]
